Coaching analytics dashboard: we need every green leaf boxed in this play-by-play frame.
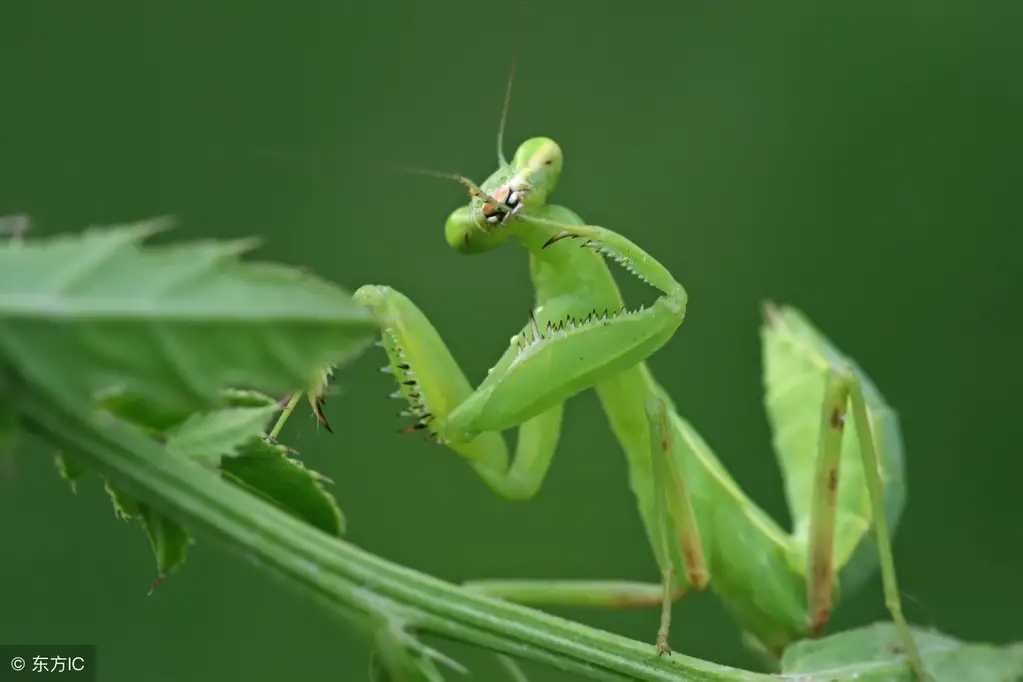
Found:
[781,622,1023,681]
[0,222,375,429]
[221,437,344,535]
[105,479,141,520]
[105,480,190,579]
[165,403,279,466]
[138,504,190,582]
[54,452,89,493]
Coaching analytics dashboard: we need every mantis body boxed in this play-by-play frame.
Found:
[352,91,928,680]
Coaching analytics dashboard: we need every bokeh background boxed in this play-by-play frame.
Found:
[2,2,1021,680]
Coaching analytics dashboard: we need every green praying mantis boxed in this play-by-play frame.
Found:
[349,77,930,680]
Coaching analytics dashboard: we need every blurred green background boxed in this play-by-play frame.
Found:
[2,2,1021,680]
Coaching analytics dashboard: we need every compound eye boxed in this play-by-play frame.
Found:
[481,199,505,220]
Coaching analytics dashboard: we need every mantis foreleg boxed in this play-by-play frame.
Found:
[354,285,563,500]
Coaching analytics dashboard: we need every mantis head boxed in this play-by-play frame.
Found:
[444,137,564,253]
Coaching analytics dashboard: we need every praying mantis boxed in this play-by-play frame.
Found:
[349,77,929,680]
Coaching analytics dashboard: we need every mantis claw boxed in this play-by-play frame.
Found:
[541,230,579,249]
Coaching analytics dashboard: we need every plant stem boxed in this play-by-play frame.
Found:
[21,386,774,682]
[269,391,302,441]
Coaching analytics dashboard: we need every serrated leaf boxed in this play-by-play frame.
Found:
[54,452,88,493]
[166,404,279,466]
[0,222,375,429]
[138,504,190,582]
[105,481,190,579]
[781,622,1023,681]
[105,479,141,520]
[221,437,344,535]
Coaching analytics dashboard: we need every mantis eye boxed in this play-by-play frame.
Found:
[480,185,521,226]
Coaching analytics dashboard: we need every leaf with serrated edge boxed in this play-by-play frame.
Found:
[105,479,140,520]
[0,222,375,429]
[221,437,344,535]
[105,480,190,579]
[782,622,1023,682]
[54,452,88,493]
[138,504,190,581]
[166,404,279,466]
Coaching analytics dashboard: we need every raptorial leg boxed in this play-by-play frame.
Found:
[354,284,563,500]
[527,217,686,311]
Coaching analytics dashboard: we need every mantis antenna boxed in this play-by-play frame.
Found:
[496,60,517,168]
[398,166,512,213]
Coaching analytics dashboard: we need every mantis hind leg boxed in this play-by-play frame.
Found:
[849,380,929,680]
[647,397,710,654]
[802,366,929,679]
[460,399,709,654]
[464,579,681,609]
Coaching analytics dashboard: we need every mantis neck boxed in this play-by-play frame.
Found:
[509,216,561,253]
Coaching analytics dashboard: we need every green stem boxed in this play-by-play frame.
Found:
[269,391,302,441]
[21,386,773,682]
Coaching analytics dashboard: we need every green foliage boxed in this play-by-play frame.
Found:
[105,481,190,581]
[165,401,279,466]
[221,437,345,536]
[54,452,88,493]
[0,221,374,428]
[0,223,369,583]
[19,380,759,682]
[782,623,1023,681]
